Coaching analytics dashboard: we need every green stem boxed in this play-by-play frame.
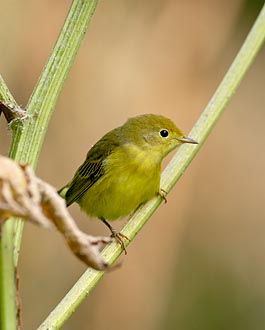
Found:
[38,4,265,330]
[0,75,17,104]
[0,70,22,330]
[0,1,99,329]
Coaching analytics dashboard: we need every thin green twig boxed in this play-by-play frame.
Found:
[0,75,17,104]
[37,4,265,330]
[0,1,99,329]
[0,77,18,330]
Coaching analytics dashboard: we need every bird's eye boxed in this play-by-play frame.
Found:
[159,129,169,138]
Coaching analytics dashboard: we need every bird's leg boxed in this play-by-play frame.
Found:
[158,188,167,203]
[101,218,130,255]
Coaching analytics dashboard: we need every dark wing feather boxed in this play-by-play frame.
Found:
[64,131,120,206]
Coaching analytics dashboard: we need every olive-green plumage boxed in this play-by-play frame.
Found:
[58,114,197,247]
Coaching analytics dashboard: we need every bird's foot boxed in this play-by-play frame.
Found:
[101,218,130,254]
[158,188,167,203]
[110,229,130,255]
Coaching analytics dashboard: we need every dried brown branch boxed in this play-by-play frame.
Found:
[0,156,111,270]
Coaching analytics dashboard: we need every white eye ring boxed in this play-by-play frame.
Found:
[159,129,169,138]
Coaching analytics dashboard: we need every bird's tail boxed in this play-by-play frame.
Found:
[57,185,69,199]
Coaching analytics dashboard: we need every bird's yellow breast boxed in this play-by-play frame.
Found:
[78,144,161,220]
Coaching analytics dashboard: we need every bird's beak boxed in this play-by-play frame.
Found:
[177,136,198,144]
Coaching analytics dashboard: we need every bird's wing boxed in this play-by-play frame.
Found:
[64,135,119,207]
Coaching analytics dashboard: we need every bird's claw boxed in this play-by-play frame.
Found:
[158,189,167,203]
[110,230,130,255]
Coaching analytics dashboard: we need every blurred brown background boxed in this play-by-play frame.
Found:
[1,1,265,329]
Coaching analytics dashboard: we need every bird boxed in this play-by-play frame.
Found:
[58,114,198,253]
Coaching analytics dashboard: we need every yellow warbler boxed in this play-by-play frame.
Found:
[58,114,197,252]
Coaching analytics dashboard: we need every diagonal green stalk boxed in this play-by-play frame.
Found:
[0,1,99,329]
[0,75,17,104]
[37,4,265,330]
